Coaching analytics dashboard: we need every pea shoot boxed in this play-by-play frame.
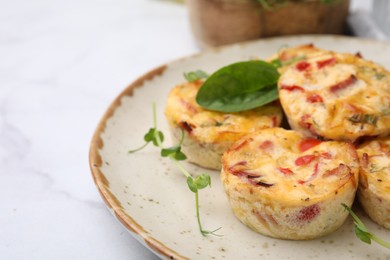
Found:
[129,103,222,237]
[341,204,390,249]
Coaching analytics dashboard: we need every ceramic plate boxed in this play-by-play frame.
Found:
[89,35,390,259]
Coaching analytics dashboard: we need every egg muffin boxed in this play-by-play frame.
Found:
[278,48,390,142]
[165,80,283,170]
[357,137,390,229]
[221,128,359,240]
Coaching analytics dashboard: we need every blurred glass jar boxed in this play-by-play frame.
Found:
[187,0,350,48]
[372,0,390,36]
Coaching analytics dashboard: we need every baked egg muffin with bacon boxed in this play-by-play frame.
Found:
[165,80,283,170]
[278,48,390,142]
[357,136,390,229]
[221,128,359,240]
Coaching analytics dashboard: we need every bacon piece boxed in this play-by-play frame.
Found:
[297,204,320,221]
[230,138,253,151]
[280,85,305,92]
[295,155,316,166]
[320,152,332,159]
[345,103,364,113]
[179,121,195,133]
[254,181,274,187]
[296,61,310,71]
[298,138,322,152]
[355,52,363,58]
[323,164,351,178]
[306,94,323,103]
[259,140,273,150]
[317,57,336,69]
[278,167,294,175]
[271,116,278,127]
[330,75,357,93]
[305,163,319,183]
[361,153,369,168]
[229,162,271,187]
[299,114,317,135]
[228,161,257,177]
[179,99,197,113]
[228,161,247,172]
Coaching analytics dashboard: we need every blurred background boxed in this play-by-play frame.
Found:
[0,0,388,259]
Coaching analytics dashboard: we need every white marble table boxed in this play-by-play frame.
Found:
[0,0,376,259]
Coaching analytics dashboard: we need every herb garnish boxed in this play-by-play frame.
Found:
[195,60,280,112]
[341,204,390,249]
[348,114,379,126]
[129,103,222,237]
[271,54,306,69]
[184,70,209,82]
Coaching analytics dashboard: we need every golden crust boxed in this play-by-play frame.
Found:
[277,46,390,142]
[221,128,359,239]
[165,80,283,169]
[357,137,390,229]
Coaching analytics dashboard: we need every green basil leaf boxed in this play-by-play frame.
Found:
[196,61,280,112]
[270,59,282,68]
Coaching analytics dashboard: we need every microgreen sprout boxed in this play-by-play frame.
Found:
[129,103,222,237]
[341,204,390,249]
[271,54,306,69]
[183,70,209,82]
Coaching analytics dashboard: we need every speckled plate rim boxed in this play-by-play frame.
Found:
[89,35,389,260]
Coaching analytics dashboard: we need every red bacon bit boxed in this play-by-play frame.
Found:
[320,152,332,159]
[246,174,273,187]
[179,99,197,113]
[297,204,320,221]
[280,85,305,92]
[228,161,247,170]
[304,43,315,48]
[254,181,274,187]
[345,103,364,113]
[279,51,290,62]
[317,57,336,69]
[379,142,390,153]
[323,164,351,177]
[296,61,310,71]
[278,167,294,175]
[299,114,313,131]
[271,116,278,127]
[355,52,363,58]
[305,163,319,183]
[259,140,273,150]
[298,138,322,152]
[361,153,369,168]
[179,121,195,133]
[298,180,305,185]
[306,94,323,103]
[228,161,249,176]
[295,155,316,166]
[230,138,252,151]
[330,75,357,93]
